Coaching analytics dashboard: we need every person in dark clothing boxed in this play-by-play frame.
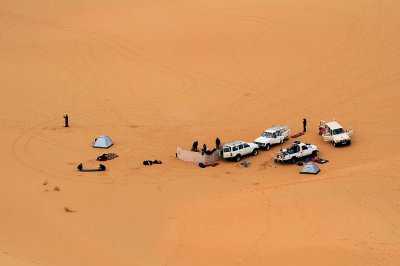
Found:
[202,143,207,154]
[99,164,106,171]
[303,118,307,132]
[191,141,199,152]
[77,163,83,171]
[215,137,221,149]
[63,114,69,127]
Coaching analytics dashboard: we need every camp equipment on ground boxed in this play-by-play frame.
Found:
[177,147,220,164]
[241,161,251,167]
[93,135,113,148]
[291,132,305,138]
[143,160,162,166]
[300,162,320,175]
[310,157,329,164]
[77,163,106,172]
[199,162,219,168]
[97,153,119,161]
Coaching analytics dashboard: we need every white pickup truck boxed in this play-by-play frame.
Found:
[319,120,353,147]
[254,125,290,150]
[222,141,259,162]
[274,141,319,164]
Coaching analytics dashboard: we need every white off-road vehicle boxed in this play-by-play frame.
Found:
[254,125,290,150]
[274,141,319,164]
[319,120,353,147]
[222,141,259,162]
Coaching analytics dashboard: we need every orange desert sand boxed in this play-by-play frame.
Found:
[1,1,400,265]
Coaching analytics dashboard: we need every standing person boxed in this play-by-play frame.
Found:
[191,141,199,152]
[303,118,307,132]
[202,143,207,154]
[63,114,69,127]
[215,137,221,149]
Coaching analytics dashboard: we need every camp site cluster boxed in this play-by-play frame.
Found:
[79,119,353,174]
[176,119,353,174]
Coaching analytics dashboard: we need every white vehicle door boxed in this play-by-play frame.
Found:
[241,143,250,155]
[299,145,304,157]
[270,133,277,144]
[223,146,231,158]
[232,145,239,156]
[237,144,243,155]
[276,132,284,144]
[322,126,333,141]
[277,132,285,143]
[282,128,290,139]
[302,145,310,156]
[347,126,354,137]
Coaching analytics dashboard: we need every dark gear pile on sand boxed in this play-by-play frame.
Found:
[97,153,119,161]
[143,160,162,166]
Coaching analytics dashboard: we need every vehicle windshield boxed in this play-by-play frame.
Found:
[262,132,274,138]
[223,147,231,152]
[332,128,344,135]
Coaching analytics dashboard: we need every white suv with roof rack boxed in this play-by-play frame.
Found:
[222,141,259,162]
[254,125,290,150]
[319,120,353,147]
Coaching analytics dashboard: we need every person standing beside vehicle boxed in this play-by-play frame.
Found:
[191,141,199,152]
[215,137,221,149]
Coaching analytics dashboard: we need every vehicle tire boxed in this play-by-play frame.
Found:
[348,140,351,146]
[280,139,284,144]
[266,144,270,150]
[235,154,242,162]
[311,151,317,157]
[290,157,297,164]
[252,149,258,156]
[333,141,337,147]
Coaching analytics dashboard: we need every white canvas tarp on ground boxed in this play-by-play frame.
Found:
[176,147,220,163]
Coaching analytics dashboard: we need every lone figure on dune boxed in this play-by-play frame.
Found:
[63,114,69,127]
[303,118,307,132]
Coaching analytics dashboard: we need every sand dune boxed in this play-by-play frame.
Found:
[1,1,399,265]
